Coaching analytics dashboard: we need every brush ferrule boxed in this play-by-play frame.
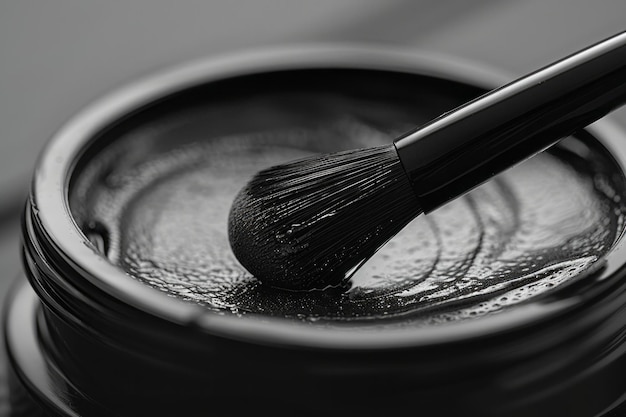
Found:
[395,31,626,213]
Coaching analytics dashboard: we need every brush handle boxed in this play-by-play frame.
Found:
[395,31,626,213]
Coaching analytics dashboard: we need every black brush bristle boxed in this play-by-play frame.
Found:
[228,144,422,291]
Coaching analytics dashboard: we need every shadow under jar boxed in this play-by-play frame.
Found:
[6,46,626,417]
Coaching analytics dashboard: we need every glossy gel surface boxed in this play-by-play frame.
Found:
[69,77,626,326]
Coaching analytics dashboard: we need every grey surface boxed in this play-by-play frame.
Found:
[1,1,626,415]
[2,1,626,193]
[3,1,626,195]
[0,222,21,417]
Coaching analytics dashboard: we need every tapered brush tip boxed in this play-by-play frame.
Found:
[228,144,423,291]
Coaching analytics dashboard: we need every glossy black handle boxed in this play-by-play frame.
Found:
[395,31,626,213]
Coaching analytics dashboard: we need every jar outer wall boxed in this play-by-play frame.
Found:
[14,46,626,416]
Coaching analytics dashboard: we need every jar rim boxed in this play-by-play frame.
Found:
[30,44,626,350]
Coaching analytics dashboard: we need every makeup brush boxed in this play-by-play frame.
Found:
[229,31,626,291]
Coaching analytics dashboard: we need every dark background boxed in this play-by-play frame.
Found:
[1,1,626,415]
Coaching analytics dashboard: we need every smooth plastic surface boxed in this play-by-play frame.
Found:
[395,31,626,212]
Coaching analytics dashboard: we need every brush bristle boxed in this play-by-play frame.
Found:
[228,144,422,291]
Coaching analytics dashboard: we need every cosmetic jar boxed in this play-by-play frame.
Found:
[6,46,626,417]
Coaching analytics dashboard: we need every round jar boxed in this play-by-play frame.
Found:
[6,46,626,417]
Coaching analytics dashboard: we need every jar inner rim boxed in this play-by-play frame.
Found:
[29,49,626,347]
[66,68,626,328]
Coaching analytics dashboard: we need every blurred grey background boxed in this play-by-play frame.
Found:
[0,0,625,413]
[2,0,626,203]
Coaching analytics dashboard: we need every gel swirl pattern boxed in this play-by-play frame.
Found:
[71,117,626,326]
